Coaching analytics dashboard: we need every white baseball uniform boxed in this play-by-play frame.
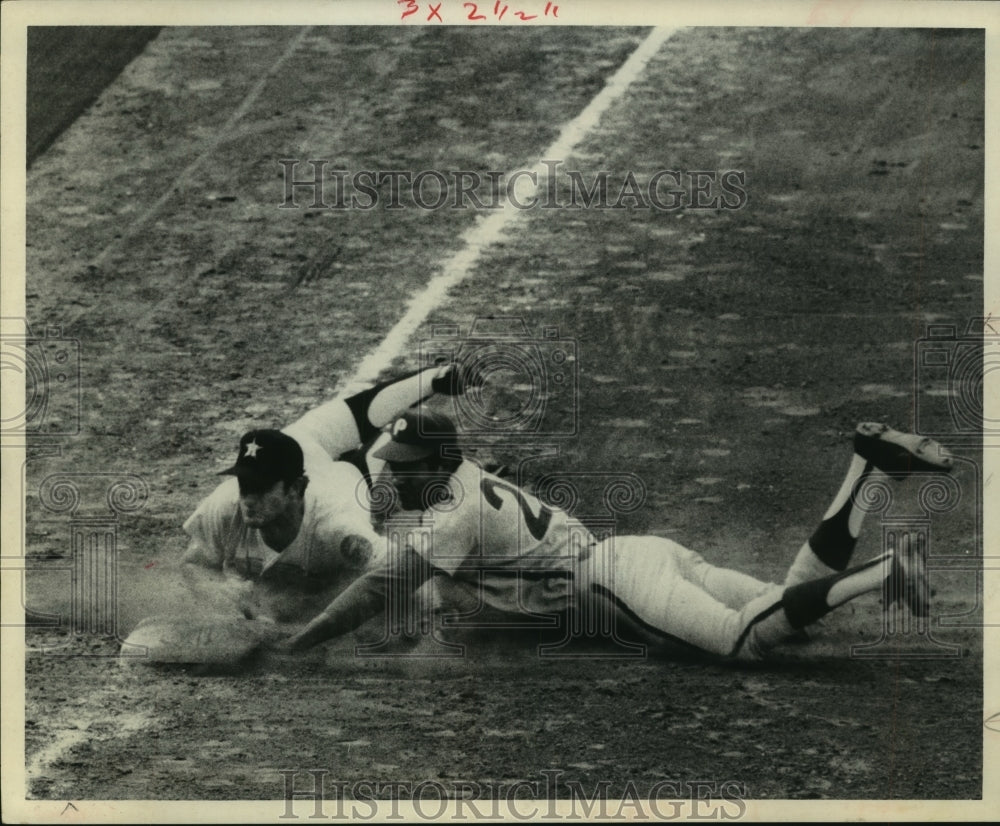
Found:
[183,399,380,582]
[290,420,947,658]
[397,461,781,656]
[405,460,594,616]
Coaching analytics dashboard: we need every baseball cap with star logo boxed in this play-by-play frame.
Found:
[372,409,459,463]
[220,429,305,489]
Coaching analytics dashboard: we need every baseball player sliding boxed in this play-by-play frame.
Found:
[280,410,953,660]
[180,364,473,620]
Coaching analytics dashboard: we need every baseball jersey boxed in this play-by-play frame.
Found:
[403,460,598,614]
[183,428,380,585]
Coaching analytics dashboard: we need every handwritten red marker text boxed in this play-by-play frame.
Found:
[398,0,559,23]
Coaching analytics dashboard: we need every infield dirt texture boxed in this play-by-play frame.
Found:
[16,22,987,808]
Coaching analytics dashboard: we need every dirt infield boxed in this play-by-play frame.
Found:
[18,24,985,806]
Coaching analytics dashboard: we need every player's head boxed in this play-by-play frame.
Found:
[221,429,308,526]
[373,409,461,511]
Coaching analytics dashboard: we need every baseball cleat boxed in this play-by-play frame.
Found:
[885,534,929,618]
[853,422,954,475]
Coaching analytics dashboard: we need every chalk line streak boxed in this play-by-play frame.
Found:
[86,27,313,275]
[25,701,153,791]
[339,26,679,395]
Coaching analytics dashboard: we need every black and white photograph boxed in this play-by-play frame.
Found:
[2,0,996,822]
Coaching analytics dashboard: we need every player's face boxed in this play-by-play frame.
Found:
[237,479,296,527]
[386,460,447,512]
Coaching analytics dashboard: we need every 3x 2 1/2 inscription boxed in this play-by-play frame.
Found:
[398,0,559,23]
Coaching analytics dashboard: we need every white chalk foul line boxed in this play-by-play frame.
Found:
[340,26,678,395]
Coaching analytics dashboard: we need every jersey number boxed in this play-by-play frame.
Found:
[481,477,553,541]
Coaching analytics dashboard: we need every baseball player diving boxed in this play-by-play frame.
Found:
[180,364,475,622]
[278,409,954,660]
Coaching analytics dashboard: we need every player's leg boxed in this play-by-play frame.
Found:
[740,532,927,659]
[784,422,953,586]
[286,363,475,461]
[591,533,925,661]
[586,536,777,657]
[671,544,775,609]
[345,363,476,442]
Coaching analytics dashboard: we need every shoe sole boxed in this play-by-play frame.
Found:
[887,534,929,618]
[854,422,954,475]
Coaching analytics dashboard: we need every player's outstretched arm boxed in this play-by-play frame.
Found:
[283,545,432,651]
